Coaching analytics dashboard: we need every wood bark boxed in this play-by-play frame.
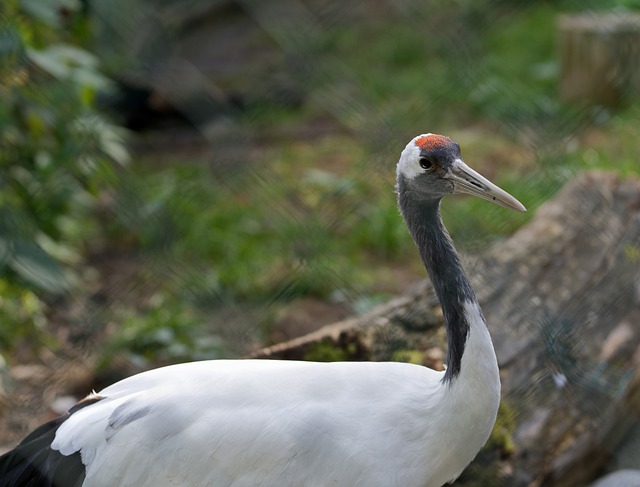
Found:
[253,171,640,487]
[558,13,640,105]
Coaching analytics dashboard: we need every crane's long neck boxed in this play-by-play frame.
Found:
[398,185,487,383]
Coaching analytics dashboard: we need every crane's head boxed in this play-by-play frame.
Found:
[397,133,526,212]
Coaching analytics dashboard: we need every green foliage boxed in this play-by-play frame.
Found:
[111,162,364,303]
[303,340,348,362]
[466,5,559,124]
[0,278,50,351]
[486,401,517,454]
[108,132,412,311]
[391,349,424,365]
[103,292,225,367]
[0,1,127,355]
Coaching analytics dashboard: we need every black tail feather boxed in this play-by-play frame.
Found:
[0,413,84,487]
[0,396,103,487]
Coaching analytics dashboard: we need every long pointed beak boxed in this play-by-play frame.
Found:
[446,159,526,212]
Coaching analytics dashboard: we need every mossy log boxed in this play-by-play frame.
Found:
[253,171,640,487]
[558,13,640,105]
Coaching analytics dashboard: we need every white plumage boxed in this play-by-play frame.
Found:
[0,133,525,487]
[52,301,498,487]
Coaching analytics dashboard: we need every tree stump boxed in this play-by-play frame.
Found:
[254,171,640,487]
[558,13,640,105]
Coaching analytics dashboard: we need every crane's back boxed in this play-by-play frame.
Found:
[53,360,457,487]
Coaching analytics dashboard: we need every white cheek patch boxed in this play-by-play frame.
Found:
[396,134,431,180]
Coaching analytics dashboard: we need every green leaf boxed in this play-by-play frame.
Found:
[0,237,9,266]
[0,24,23,70]
[74,115,130,165]
[9,240,68,293]
[27,44,112,91]
[20,0,81,27]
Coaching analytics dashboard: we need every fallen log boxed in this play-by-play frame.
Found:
[253,171,640,487]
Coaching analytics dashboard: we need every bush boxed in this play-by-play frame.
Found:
[0,1,128,355]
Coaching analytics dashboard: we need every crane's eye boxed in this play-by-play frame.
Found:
[419,158,433,170]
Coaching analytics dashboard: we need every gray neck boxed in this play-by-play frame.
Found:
[397,177,478,382]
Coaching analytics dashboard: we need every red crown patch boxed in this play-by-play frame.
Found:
[415,134,452,151]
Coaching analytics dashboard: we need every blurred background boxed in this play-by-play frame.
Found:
[1,0,640,485]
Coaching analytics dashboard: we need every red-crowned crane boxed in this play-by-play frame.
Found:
[0,133,526,487]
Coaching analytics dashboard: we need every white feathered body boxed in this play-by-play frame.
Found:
[52,301,499,487]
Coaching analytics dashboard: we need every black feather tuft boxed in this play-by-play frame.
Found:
[0,395,103,487]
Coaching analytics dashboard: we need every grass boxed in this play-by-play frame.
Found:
[116,136,412,300]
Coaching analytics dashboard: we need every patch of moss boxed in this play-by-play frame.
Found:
[390,349,424,365]
[303,340,349,362]
[486,400,517,455]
